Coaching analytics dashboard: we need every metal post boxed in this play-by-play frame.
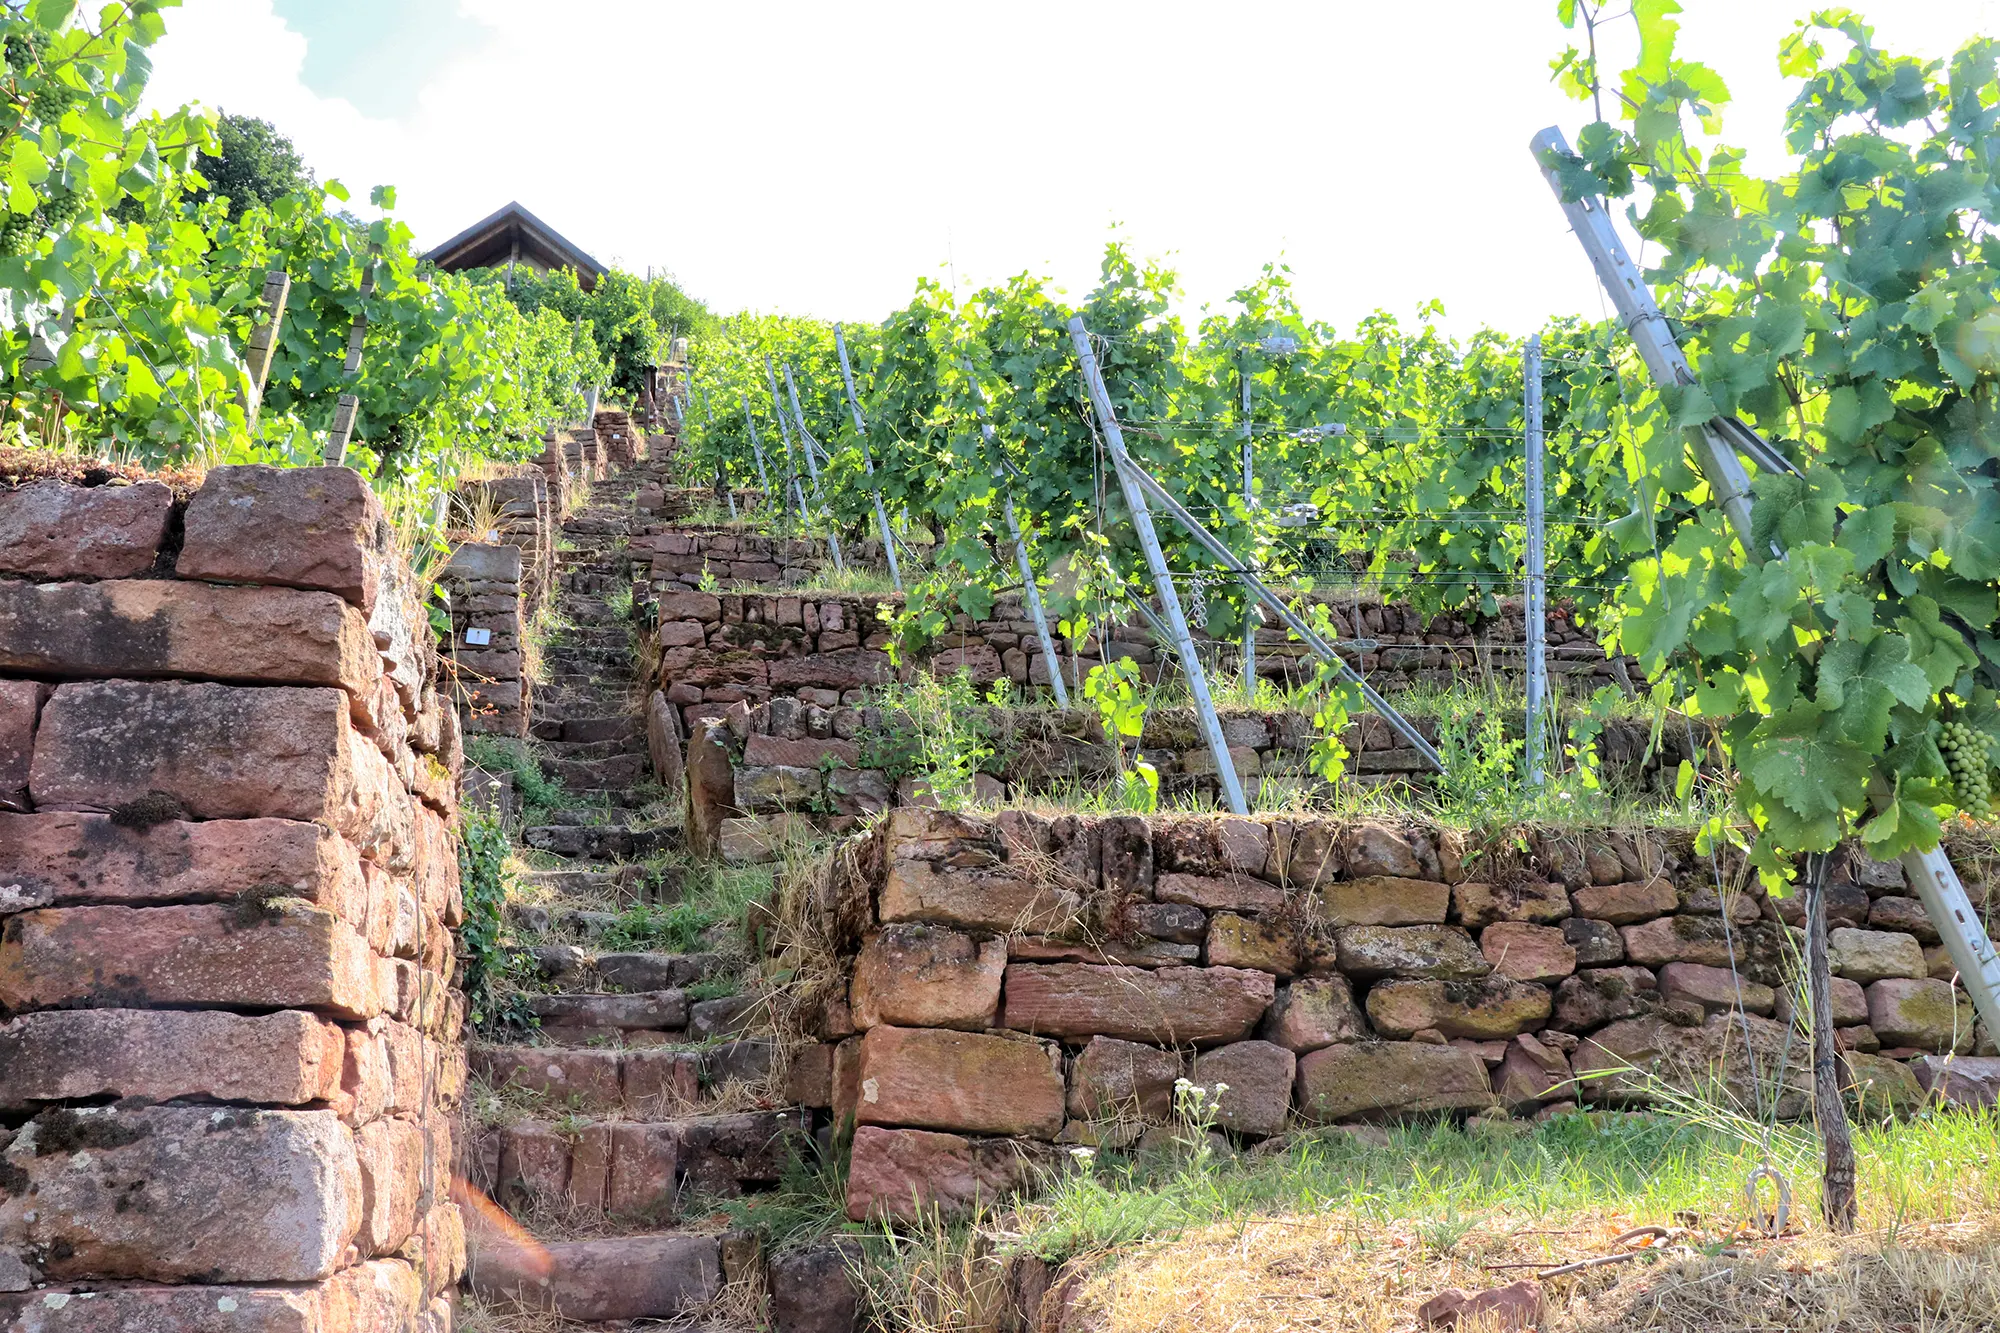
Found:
[1524,333,1548,786]
[964,361,1070,709]
[764,357,810,530]
[1069,316,1247,815]
[1239,358,1257,703]
[783,362,845,572]
[836,324,903,590]
[583,385,601,427]
[1533,124,2000,1039]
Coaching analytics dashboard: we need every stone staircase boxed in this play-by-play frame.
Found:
[461,461,810,1326]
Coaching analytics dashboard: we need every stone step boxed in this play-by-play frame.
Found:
[558,714,644,744]
[542,736,647,762]
[468,1230,723,1322]
[521,866,629,896]
[544,752,650,792]
[520,941,725,991]
[468,1043,784,1116]
[528,988,689,1037]
[522,818,671,860]
[504,879,690,940]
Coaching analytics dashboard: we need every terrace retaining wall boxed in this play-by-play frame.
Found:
[778,809,1997,1223]
[649,590,1636,730]
[0,465,468,1328]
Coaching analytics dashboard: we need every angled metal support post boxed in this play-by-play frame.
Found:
[1533,125,2000,1038]
[762,357,811,528]
[964,360,1070,709]
[1111,452,1447,771]
[740,398,773,498]
[1069,316,1248,814]
[783,363,845,572]
[835,324,902,590]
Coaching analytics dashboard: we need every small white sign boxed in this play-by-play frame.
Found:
[463,628,493,647]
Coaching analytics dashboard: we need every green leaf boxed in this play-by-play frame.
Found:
[1857,781,1941,858]
[1816,632,1929,747]
[1743,706,1872,821]
[1836,504,1896,568]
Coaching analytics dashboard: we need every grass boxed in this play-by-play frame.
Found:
[463,735,570,824]
[825,1109,2000,1333]
[587,860,772,955]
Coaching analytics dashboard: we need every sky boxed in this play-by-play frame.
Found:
[143,0,2000,338]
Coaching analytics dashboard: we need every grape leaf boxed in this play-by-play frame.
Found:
[1742,705,1872,824]
[1815,632,1928,747]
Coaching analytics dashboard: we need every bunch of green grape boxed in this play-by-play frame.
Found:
[4,28,47,73]
[39,187,81,228]
[29,81,70,123]
[1940,718,1993,809]
[0,210,34,252]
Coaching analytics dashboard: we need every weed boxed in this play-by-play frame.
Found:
[464,736,568,819]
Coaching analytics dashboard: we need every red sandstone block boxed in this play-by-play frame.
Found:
[0,1008,345,1110]
[0,811,366,916]
[843,1124,1039,1224]
[743,733,861,769]
[0,1285,322,1330]
[0,580,380,706]
[623,1047,700,1110]
[1000,963,1275,1047]
[606,1121,680,1219]
[28,681,412,864]
[469,1044,623,1108]
[0,677,48,810]
[497,1121,570,1209]
[569,1123,612,1211]
[854,1025,1065,1138]
[0,902,383,1019]
[469,1233,721,1323]
[355,1117,427,1256]
[0,1105,360,1283]
[177,464,391,614]
[0,1264,424,1331]
[0,479,172,579]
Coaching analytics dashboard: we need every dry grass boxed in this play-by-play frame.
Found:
[0,443,206,493]
[1069,1210,2000,1333]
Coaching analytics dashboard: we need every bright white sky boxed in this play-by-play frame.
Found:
[145,0,2000,337]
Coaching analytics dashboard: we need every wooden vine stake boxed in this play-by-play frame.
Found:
[325,242,381,466]
[1804,853,1858,1227]
[238,269,291,427]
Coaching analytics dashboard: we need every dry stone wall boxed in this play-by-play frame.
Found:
[0,465,468,1329]
[650,589,1635,728]
[782,809,1996,1223]
[442,542,531,739]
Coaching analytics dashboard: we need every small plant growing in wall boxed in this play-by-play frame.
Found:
[1083,658,1158,813]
